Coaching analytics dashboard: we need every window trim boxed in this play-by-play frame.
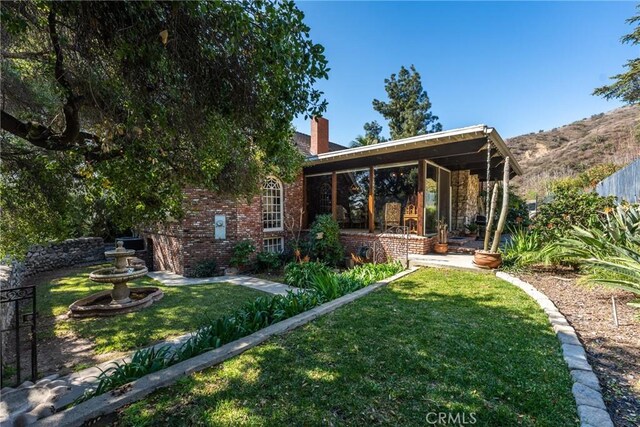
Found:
[262,176,284,232]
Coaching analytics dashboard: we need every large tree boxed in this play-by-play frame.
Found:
[0,1,328,256]
[593,5,640,104]
[350,120,386,147]
[372,65,442,140]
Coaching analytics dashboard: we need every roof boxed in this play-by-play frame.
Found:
[302,124,523,180]
[293,132,347,157]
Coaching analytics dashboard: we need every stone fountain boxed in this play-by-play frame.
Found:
[68,241,163,318]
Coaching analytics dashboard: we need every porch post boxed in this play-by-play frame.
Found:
[368,166,375,233]
[417,160,426,235]
[331,172,337,221]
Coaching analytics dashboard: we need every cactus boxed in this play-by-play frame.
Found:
[490,157,510,253]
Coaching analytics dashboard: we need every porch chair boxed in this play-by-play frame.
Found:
[383,202,401,231]
[403,204,419,234]
[336,205,349,227]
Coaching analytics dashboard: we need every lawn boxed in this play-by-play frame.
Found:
[35,265,267,354]
[118,268,579,426]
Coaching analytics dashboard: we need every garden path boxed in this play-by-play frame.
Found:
[147,271,297,295]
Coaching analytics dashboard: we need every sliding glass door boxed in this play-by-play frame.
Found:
[424,162,451,235]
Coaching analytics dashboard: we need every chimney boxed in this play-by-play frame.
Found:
[310,116,329,155]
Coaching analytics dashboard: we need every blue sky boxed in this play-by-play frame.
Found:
[292,1,638,144]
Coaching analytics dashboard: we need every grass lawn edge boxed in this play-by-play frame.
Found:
[37,268,419,427]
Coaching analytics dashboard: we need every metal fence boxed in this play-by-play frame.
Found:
[1,285,37,387]
[596,159,640,203]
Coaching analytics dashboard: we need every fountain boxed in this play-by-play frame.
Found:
[68,241,163,318]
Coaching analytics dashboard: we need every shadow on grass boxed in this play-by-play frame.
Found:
[31,265,266,374]
[118,268,580,427]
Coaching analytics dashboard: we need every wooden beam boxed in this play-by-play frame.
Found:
[331,172,337,221]
[302,175,308,229]
[368,166,375,233]
[417,160,426,235]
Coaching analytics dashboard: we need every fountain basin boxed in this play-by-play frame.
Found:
[89,265,148,284]
[68,287,164,318]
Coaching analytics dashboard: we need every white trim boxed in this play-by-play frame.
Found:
[303,125,523,176]
[262,176,284,232]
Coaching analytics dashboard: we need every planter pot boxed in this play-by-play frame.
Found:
[473,250,502,269]
[433,243,449,254]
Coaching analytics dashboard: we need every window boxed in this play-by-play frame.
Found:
[262,177,283,231]
[263,237,284,253]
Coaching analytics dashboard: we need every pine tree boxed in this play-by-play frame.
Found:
[372,65,442,139]
[351,121,386,147]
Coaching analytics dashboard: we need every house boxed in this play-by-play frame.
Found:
[143,117,522,275]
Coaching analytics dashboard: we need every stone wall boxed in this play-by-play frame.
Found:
[144,174,304,276]
[1,237,105,355]
[451,170,480,231]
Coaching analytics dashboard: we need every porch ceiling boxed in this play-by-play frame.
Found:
[303,125,522,180]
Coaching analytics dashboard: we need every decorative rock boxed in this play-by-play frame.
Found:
[27,403,55,420]
[562,343,592,371]
[571,370,601,392]
[577,405,614,427]
[572,383,606,410]
[556,329,582,346]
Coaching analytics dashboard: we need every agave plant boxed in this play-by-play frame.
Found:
[562,204,640,294]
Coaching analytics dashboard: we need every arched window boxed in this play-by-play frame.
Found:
[262,177,283,231]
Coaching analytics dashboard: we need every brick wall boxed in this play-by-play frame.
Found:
[340,231,436,263]
[143,174,304,276]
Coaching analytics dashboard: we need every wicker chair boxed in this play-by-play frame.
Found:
[336,205,348,227]
[383,202,401,231]
[403,204,419,234]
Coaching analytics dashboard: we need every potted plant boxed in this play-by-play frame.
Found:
[474,157,510,269]
[464,222,478,238]
[434,218,449,254]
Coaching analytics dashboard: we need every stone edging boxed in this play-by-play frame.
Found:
[495,272,614,427]
[35,268,418,427]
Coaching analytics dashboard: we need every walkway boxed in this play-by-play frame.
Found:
[408,253,486,272]
[147,271,297,295]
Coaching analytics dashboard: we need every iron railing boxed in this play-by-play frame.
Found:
[1,285,37,387]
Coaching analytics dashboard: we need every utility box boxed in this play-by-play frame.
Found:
[214,215,226,240]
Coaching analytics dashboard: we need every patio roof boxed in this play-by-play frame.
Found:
[303,125,523,180]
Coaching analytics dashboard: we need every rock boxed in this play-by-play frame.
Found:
[571,370,601,392]
[577,405,614,427]
[572,383,606,410]
[27,403,55,420]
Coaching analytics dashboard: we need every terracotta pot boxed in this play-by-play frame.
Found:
[473,250,502,269]
[434,243,449,254]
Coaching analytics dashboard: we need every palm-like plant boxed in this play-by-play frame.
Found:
[562,204,640,294]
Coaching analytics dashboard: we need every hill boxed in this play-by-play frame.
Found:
[506,105,640,197]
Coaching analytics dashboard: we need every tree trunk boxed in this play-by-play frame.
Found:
[483,183,499,251]
[491,157,510,253]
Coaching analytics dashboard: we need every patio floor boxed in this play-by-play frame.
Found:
[408,253,486,271]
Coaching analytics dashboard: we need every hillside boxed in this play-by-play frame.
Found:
[506,105,640,197]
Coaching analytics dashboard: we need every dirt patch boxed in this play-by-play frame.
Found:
[519,271,639,427]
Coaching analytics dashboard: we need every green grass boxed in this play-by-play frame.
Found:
[118,268,578,426]
[36,266,266,354]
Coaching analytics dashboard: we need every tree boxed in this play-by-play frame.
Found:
[351,121,386,147]
[593,5,640,104]
[0,1,328,257]
[372,65,442,139]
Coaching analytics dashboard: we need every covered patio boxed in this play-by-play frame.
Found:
[302,124,522,257]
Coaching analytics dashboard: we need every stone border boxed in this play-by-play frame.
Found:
[35,268,418,427]
[495,272,614,427]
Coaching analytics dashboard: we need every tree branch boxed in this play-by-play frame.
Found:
[0,50,50,60]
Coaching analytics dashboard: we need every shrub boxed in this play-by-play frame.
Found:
[284,261,329,288]
[190,259,218,278]
[308,214,344,266]
[561,204,640,294]
[256,251,281,272]
[530,188,616,241]
[501,229,560,269]
[230,240,256,268]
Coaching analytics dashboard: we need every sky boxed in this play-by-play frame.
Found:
[292,1,638,145]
